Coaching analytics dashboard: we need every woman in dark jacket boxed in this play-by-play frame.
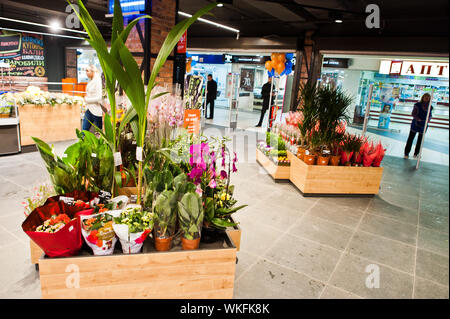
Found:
[404,93,433,158]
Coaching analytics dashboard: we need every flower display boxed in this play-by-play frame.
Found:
[0,86,84,107]
[35,214,73,233]
[79,212,117,255]
[22,183,56,217]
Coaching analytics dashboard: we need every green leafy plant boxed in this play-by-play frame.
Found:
[71,0,218,204]
[178,192,204,240]
[153,189,178,238]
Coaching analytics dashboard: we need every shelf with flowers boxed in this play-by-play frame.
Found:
[284,81,385,195]
[0,86,85,145]
[256,131,291,180]
[23,0,243,299]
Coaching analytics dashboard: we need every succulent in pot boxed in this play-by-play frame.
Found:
[178,192,204,250]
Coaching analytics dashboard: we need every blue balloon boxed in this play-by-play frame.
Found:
[268,69,275,77]
[285,53,294,60]
[285,60,293,68]
[186,53,192,58]
[191,60,197,66]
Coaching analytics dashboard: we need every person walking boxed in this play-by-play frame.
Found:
[256,77,275,127]
[205,74,217,119]
[82,65,104,131]
[404,93,433,159]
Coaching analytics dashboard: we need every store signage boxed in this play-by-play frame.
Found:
[108,0,146,14]
[0,32,46,77]
[322,58,349,68]
[240,68,255,92]
[177,31,187,54]
[225,55,269,65]
[379,60,449,78]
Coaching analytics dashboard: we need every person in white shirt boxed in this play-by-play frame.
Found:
[82,65,104,131]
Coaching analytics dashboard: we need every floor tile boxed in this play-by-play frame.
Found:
[317,197,372,212]
[417,227,449,257]
[413,277,449,299]
[263,233,342,282]
[289,215,353,251]
[419,212,449,234]
[306,201,363,229]
[360,214,418,245]
[234,258,325,299]
[420,200,449,218]
[348,231,416,274]
[329,253,414,299]
[367,197,419,225]
[238,219,284,256]
[320,285,362,299]
[415,249,449,286]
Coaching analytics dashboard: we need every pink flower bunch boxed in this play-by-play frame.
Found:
[285,111,304,127]
[148,86,184,128]
[188,143,218,190]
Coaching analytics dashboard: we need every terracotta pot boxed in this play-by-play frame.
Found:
[344,162,352,166]
[181,237,200,250]
[317,155,330,166]
[329,155,341,166]
[0,114,10,118]
[297,147,306,160]
[154,236,173,251]
[303,153,317,165]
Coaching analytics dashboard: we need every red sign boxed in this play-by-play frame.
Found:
[177,31,187,54]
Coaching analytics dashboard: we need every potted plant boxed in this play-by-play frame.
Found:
[153,189,177,251]
[178,192,204,250]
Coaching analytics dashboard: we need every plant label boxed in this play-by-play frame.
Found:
[59,196,74,205]
[91,153,97,158]
[136,147,143,161]
[113,152,122,166]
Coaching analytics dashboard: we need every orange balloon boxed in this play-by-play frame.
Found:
[271,53,278,62]
[277,53,286,64]
[275,61,285,74]
[265,60,273,71]
[186,61,192,73]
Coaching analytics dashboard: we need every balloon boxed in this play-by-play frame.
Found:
[186,62,192,73]
[277,53,286,64]
[275,61,285,75]
[268,69,275,77]
[285,60,293,69]
[265,60,273,71]
[271,53,278,62]
[191,60,197,66]
[285,53,294,60]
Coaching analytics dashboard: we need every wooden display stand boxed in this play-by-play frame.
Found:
[30,239,43,265]
[116,187,138,197]
[256,149,290,180]
[225,216,241,251]
[18,104,81,146]
[38,233,237,299]
[287,151,383,195]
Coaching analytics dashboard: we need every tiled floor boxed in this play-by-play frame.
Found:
[0,128,448,299]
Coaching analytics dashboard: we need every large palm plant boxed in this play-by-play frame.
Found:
[70,0,218,203]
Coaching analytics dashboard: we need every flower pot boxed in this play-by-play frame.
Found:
[303,153,316,165]
[0,114,10,118]
[181,237,200,250]
[317,155,330,166]
[154,236,173,251]
[297,147,306,160]
[344,162,352,166]
[330,155,341,166]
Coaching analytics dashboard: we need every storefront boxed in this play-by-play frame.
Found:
[320,54,449,132]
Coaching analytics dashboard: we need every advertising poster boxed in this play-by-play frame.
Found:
[184,75,204,110]
[239,68,255,92]
[378,85,393,129]
[0,32,46,77]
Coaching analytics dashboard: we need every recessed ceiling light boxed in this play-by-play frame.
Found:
[335,19,343,23]
[217,3,224,7]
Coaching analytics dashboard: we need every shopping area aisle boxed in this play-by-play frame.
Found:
[0,129,448,299]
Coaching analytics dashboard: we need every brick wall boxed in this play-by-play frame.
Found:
[125,0,176,86]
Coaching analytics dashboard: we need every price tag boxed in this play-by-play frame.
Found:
[99,190,112,201]
[114,152,122,166]
[136,147,143,161]
[91,153,97,158]
[59,196,74,205]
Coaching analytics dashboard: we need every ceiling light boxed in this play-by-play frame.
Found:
[335,19,343,23]
[0,27,85,40]
[0,16,87,34]
[178,11,240,33]
[217,3,224,7]
[49,20,61,32]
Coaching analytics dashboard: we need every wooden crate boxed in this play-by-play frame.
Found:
[38,234,237,299]
[116,187,138,197]
[225,216,241,251]
[256,149,290,180]
[18,104,81,146]
[288,151,383,195]
[30,239,44,265]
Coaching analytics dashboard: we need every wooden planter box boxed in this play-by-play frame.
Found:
[256,149,290,180]
[116,187,138,197]
[30,239,44,265]
[38,233,237,299]
[288,151,383,195]
[18,103,81,146]
[225,216,241,251]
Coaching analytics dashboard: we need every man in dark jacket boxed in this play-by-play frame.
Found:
[256,77,275,127]
[206,74,217,119]
[404,93,433,158]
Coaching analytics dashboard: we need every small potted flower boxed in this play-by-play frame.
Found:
[178,192,204,250]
